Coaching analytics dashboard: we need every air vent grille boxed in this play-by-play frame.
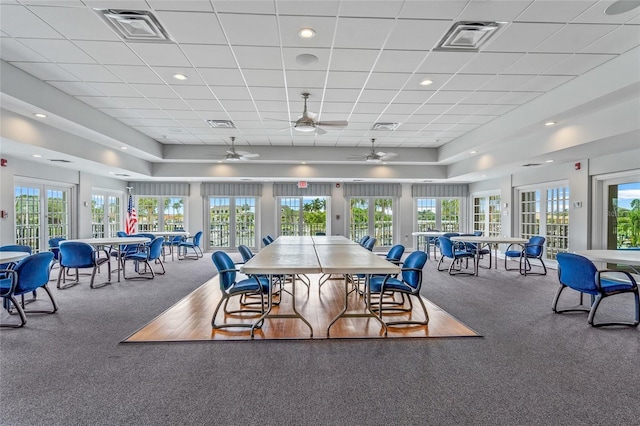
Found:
[49,159,72,163]
[435,21,504,52]
[522,163,541,167]
[207,120,236,128]
[95,9,172,42]
[372,122,400,131]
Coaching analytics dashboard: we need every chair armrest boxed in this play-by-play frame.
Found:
[505,243,524,252]
[0,270,19,295]
[595,269,638,291]
[218,267,240,274]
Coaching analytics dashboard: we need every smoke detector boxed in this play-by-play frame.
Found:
[435,21,504,52]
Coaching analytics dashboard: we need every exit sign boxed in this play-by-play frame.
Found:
[297,181,308,189]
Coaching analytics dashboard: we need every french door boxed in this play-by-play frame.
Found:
[279,197,328,236]
[14,180,72,253]
[349,197,394,248]
[208,197,257,249]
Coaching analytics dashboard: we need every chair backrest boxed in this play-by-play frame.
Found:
[556,253,598,294]
[49,238,66,260]
[473,230,483,236]
[211,251,237,291]
[314,232,326,236]
[12,252,54,294]
[133,233,156,240]
[266,235,274,243]
[147,237,164,260]
[0,245,32,254]
[262,237,272,247]
[358,235,370,246]
[117,231,128,237]
[401,251,428,290]
[171,235,184,243]
[386,244,405,263]
[59,242,96,268]
[526,236,546,257]
[363,237,376,251]
[437,236,455,257]
[192,231,203,246]
[237,245,254,263]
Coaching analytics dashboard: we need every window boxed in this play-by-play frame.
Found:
[279,197,328,236]
[472,194,501,237]
[517,183,569,261]
[136,196,185,232]
[209,197,257,249]
[15,181,71,253]
[91,191,122,237]
[349,197,394,247]
[415,198,463,233]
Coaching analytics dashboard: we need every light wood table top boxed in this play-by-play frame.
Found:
[241,244,321,274]
[61,237,151,246]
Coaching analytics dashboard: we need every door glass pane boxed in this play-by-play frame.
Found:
[235,197,255,247]
[610,182,640,249]
[350,198,369,241]
[374,198,393,247]
[546,187,569,260]
[488,195,501,237]
[108,196,120,237]
[520,190,540,238]
[280,197,301,236]
[91,194,105,237]
[303,197,326,236]
[209,197,230,248]
[416,198,436,231]
[137,197,158,232]
[47,189,69,248]
[164,197,184,231]
[441,199,460,232]
[15,186,41,251]
[473,197,486,234]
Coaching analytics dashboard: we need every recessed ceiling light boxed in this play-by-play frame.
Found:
[298,28,316,38]
[544,121,557,126]
[470,150,477,154]
[172,74,188,81]
[301,161,307,164]
[32,154,42,158]
[120,146,128,150]
[419,79,434,86]
[545,159,554,163]
[481,174,487,178]
[34,113,47,118]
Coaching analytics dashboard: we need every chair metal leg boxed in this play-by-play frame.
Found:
[0,296,27,327]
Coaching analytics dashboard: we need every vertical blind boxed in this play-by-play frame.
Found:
[343,183,402,197]
[272,183,332,197]
[411,184,468,198]
[200,182,262,197]
[129,182,190,196]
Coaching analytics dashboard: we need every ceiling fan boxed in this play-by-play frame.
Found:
[349,138,398,163]
[278,93,348,135]
[211,137,259,161]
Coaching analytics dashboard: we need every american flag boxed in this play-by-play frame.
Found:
[125,194,137,235]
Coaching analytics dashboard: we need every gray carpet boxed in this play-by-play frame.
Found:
[1,252,638,425]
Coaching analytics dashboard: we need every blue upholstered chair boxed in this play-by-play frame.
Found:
[211,251,270,330]
[383,244,405,266]
[0,252,56,328]
[57,242,111,289]
[0,245,32,273]
[433,232,459,259]
[48,237,66,265]
[553,253,639,327]
[357,235,371,246]
[459,233,492,269]
[505,236,547,275]
[262,236,272,247]
[178,231,203,259]
[122,237,165,279]
[436,236,474,275]
[162,235,184,261]
[369,250,429,336]
[363,237,376,251]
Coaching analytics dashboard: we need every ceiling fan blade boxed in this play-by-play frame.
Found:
[315,127,327,135]
[316,120,348,127]
[266,117,297,123]
[238,152,259,158]
[380,152,398,160]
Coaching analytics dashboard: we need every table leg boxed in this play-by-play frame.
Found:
[327,274,349,337]
[251,274,274,339]
[290,274,313,338]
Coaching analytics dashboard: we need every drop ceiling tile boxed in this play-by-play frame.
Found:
[210,0,275,14]
[153,67,206,85]
[98,108,142,119]
[88,82,139,97]
[515,1,596,23]
[496,91,542,105]
[286,69,327,88]
[321,89,362,103]
[18,39,97,63]
[479,104,518,115]
[76,96,124,108]
[49,80,105,96]
[183,99,224,111]
[415,104,455,115]
[145,118,181,127]
[544,54,616,75]
[486,22,564,52]
[148,0,214,12]
[326,71,370,89]
[127,43,191,67]
[441,74,494,91]
[339,1,404,18]
[152,99,192,110]
[382,103,420,115]
[458,1,532,21]
[374,50,428,73]
[385,19,454,50]
[10,61,79,81]
[416,51,475,74]
[163,110,201,120]
[234,46,283,70]
[446,104,486,115]
[461,91,508,104]
[29,6,119,40]
[278,15,338,48]
[107,65,165,84]
[175,119,210,128]
[516,75,574,92]
[461,52,525,74]
[155,11,225,44]
[0,4,63,38]
[534,24,618,53]
[581,25,640,54]
[432,114,468,124]
[334,17,395,49]
[402,114,439,124]
[393,90,435,104]
[282,47,331,71]
[199,68,246,86]
[462,115,497,124]
[422,123,452,131]
[237,69,285,87]
[210,86,252,100]
[171,85,215,100]
[74,41,145,66]
[330,48,380,72]
[448,123,481,132]
[181,44,236,68]
[250,87,288,102]
[358,89,399,103]
[480,74,536,91]
[110,97,156,109]
[58,63,121,82]
[221,99,258,111]
[129,83,179,98]
[428,91,471,104]
[573,1,640,24]
[0,37,48,62]
[117,118,148,126]
[365,72,412,90]
[503,53,572,74]
[217,13,280,46]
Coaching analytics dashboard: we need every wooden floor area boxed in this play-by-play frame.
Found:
[123,274,480,342]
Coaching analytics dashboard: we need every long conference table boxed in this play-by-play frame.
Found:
[575,249,640,274]
[240,235,400,338]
